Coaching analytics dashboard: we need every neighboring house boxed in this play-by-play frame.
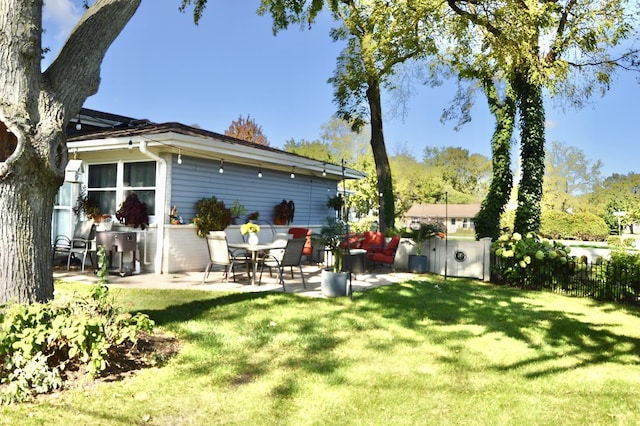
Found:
[403,203,481,233]
[55,108,365,274]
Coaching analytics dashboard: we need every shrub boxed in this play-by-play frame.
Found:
[491,232,586,286]
[193,196,232,237]
[0,247,154,404]
[540,211,609,241]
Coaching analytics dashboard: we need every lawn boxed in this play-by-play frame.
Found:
[3,276,640,425]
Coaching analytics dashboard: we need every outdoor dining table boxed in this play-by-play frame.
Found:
[228,241,287,286]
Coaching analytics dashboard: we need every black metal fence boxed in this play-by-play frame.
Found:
[490,257,640,305]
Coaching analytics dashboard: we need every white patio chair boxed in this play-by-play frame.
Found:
[203,231,251,284]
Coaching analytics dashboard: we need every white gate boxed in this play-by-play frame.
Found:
[395,237,492,281]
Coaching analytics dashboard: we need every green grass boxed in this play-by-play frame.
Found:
[3,277,640,425]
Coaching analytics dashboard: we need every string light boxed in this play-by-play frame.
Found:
[258,169,262,178]
[219,159,224,174]
[322,164,326,177]
[177,149,182,165]
[290,166,295,179]
[128,139,133,150]
[75,119,82,131]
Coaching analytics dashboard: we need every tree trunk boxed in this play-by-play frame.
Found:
[0,0,140,304]
[366,80,394,233]
[474,78,516,239]
[514,71,546,235]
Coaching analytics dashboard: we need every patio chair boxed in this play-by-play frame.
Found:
[288,227,313,262]
[203,231,251,284]
[367,235,401,272]
[52,219,97,272]
[258,238,307,291]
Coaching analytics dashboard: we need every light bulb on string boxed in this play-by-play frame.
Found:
[219,159,224,174]
[290,166,295,179]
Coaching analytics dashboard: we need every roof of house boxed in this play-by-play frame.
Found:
[404,203,481,218]
[66,109,365,180]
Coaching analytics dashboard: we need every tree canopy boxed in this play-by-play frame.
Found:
[224,114,269,146]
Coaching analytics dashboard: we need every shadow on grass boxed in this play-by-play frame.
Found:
[126,276,640,385]
[354,276,640,378]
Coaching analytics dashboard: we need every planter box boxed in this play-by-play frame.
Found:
[321,269,349,297]
[408,254,428,273]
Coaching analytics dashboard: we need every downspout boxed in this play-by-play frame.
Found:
[138,140,167,275]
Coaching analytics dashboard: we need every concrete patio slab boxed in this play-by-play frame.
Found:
[54,264,416,298]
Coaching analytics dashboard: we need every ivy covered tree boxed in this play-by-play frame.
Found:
[443,0,639,237]
[0,0,141,304]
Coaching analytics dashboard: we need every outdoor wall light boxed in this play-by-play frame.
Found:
[219,159,224,174]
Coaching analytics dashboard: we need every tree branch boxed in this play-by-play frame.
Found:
[42,0,141,120]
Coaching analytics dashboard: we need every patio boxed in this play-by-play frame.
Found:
[53,264,415,298]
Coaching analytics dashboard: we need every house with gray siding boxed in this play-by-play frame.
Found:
[55,109,365,275]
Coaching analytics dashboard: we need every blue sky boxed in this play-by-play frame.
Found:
[43,0,639,178]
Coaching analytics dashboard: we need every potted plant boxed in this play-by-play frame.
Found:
[73,187,111,224]
[407,222,441,273]
[273,199,295,225]
[230,200,247,225]
[115,193,149,230]
[247,211,260,222]
[193,196,232,237]
[326,194,344,211]
[314,219,349,297]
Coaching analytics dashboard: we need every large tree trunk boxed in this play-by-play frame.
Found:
[514,71,546,235]
[0,0,140,304]
[474,78,516,240]
[366,80,394,233]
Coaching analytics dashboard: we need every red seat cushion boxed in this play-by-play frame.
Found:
[360,231,385,252]
[382,235,401,256]
[288,227,313,256]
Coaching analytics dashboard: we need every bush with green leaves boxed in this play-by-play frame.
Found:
[540,210,609,241]
[492,232,586,286]
[0,247,154,404]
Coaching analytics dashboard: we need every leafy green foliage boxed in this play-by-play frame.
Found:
[313,219,347,272]
[540,211,609,241]
[0,248,154,404]
[193,196,232,237]
[491,232,585,286]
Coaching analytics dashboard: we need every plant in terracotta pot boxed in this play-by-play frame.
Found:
[115,193,149,230]
[193,196,232,238]
[273,199,295,225]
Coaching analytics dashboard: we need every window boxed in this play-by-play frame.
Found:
[87,161,156,218]
[88,163,117,215]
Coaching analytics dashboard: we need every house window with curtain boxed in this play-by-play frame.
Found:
[87,161,156,219]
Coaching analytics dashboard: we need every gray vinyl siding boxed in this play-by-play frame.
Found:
[169,154,338,226]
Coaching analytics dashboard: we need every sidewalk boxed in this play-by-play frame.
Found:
[53,264,414,298]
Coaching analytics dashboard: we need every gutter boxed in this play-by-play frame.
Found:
[138,140,167,275]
